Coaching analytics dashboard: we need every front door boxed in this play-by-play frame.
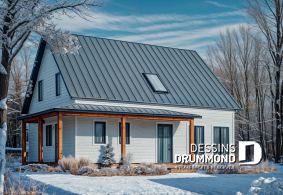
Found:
[43,123,56,162]
[158,124,173,163]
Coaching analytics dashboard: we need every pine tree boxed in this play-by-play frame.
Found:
[102,143,116,166]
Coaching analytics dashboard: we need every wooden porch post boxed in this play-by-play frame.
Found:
[57,112,63,161]
[22,120,26,165]
[121,117,126,163]
[190,119,194,159]
[38,118,43,163]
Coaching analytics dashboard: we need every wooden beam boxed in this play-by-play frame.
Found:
[121,117,126,163]
[22,121,26,165]
[57,112,63,161]
[38,118,43,163]
[23,112,58,123]
[190,119,194,160]
[62,111,193,121]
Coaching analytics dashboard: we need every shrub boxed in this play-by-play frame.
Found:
[78,157,92,169]
[58,155,79,174]
[122,153,134,166]
[77,166,99,176]
[46,166,62,173]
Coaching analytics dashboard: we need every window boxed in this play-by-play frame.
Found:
[194,126,204,154]
[46,125,52,146]
[95,122,106,144]
[38,80,43,101]
[213,127,229,155]
[55,73,61,96]
[119,122,130,144]
[144,73,168,93]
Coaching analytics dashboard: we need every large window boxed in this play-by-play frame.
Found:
[95,122,106,144]
[55,73,61,96]
[46,125,52,146]
[213,127,229,155]
[119,122,130,144]
[194,126,204,154]
[38,80,43,101]
[144,73,168,93]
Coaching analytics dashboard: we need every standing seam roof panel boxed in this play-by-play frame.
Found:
[180,50,225,107]
[50,35,240,110]
[102,39,140,101]
[91,38,126,100]
[120,42,161,103]
[190,51,240,108]
[165,48,209,106]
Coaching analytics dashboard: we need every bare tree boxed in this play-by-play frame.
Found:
[246,0,283,163]
[207,25,273,160]
[0,0,106,191]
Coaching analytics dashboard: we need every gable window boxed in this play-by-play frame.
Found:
[194,126,204,154]
[46,125,52,146]
[119,122,130,144]
[213,127,229,155]
[55,73,61,96]
[144,73,168,93]
[38,80,43,101]
[94,122,106,144]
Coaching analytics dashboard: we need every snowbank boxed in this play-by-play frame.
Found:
[248,177,283,194]
[238,176,283,194]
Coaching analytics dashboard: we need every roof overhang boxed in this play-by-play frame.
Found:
[18,104,202,121]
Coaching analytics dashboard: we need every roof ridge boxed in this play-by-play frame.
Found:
[71,33,197,53]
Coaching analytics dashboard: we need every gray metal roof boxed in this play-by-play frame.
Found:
[53,35,240,110]
[58,103,202,118]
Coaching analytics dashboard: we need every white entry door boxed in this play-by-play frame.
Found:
[43,123,56,162]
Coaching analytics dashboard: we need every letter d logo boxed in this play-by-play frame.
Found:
[239,141,262,166]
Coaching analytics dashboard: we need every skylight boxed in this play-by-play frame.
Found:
[144,73,168,93]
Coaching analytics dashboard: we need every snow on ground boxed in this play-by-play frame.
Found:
[14,164,283,195]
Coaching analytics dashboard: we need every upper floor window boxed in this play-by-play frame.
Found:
[38,80,43,101]
[55,73,61,96]
[143,73,168,93]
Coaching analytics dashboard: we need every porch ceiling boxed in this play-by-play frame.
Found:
[18,103,202,120]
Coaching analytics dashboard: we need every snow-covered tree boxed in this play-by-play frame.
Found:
[101,143,116,166]
[0,0,105,192]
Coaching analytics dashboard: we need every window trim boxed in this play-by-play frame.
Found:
[118,122,130,145]
[94,121,106,144]
[55,73,61,96]
[143,73,169,93]
[38,80,43,102]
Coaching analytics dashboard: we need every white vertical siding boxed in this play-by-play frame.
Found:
[28,48,74,114]
[63,116,75,157]
[28,123,38,162]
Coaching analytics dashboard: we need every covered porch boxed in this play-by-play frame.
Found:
[19,104,201,165]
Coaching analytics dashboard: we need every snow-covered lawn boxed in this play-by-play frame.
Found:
[13,164,283,195]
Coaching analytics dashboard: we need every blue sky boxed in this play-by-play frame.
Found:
[55,0,247,57]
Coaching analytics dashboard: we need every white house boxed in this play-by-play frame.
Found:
[18,35,241,165]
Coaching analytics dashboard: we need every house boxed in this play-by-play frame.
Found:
[18,35,241,165]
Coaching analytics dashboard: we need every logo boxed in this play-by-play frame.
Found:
[239,141,262,165]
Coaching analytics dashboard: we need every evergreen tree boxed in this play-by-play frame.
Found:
[102,143,116,166]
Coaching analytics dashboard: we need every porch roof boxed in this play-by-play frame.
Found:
[18,103,202,120]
